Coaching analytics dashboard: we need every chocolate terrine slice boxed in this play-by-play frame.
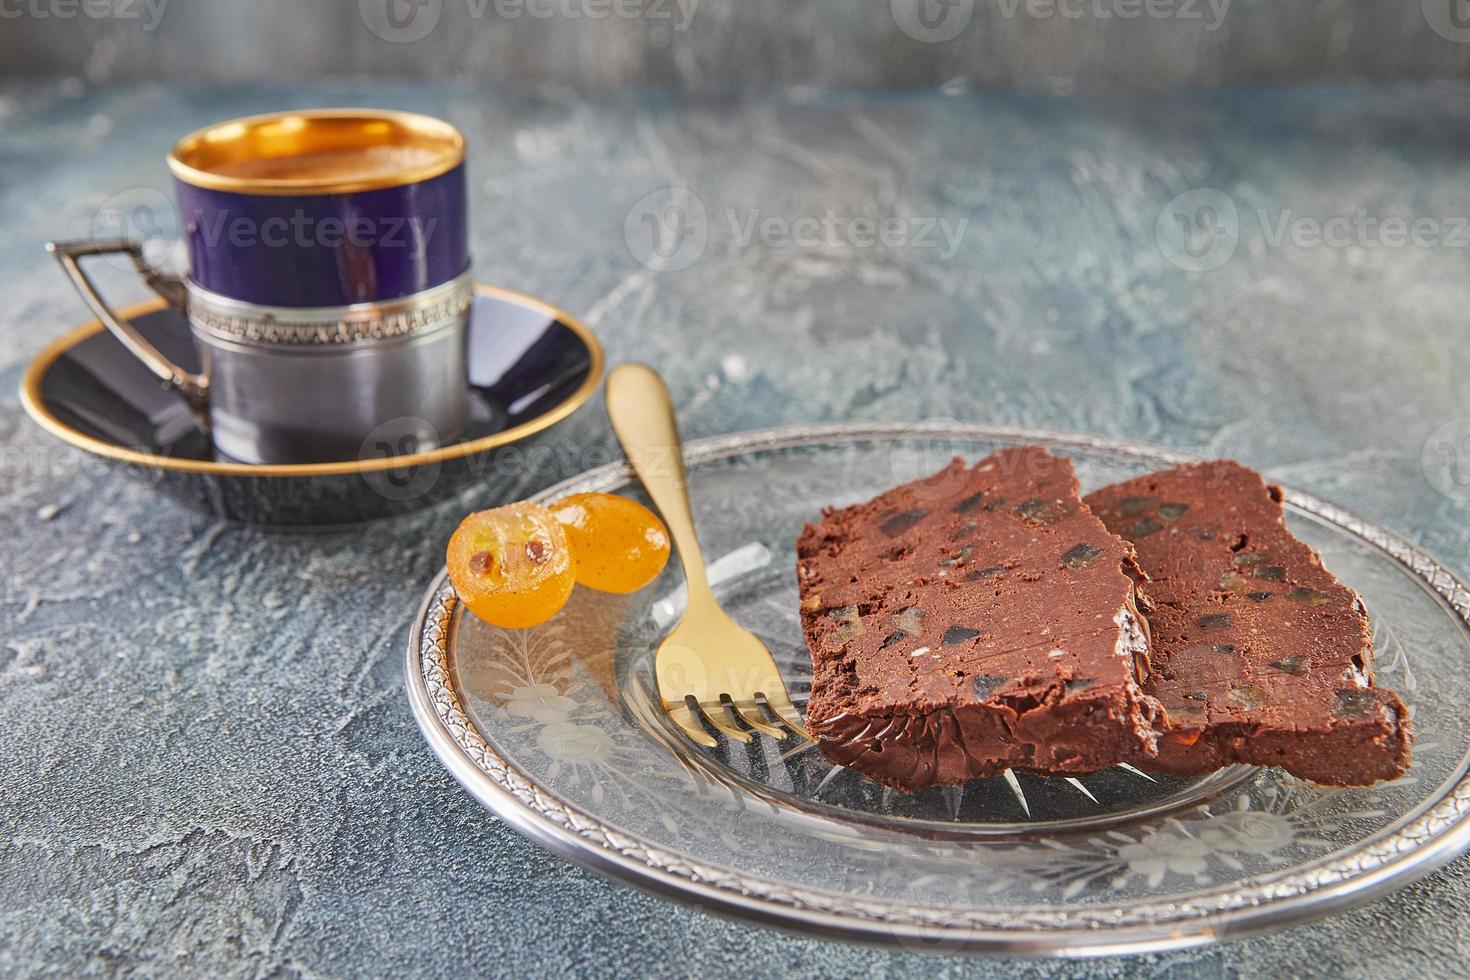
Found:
[1085,461,1412,785]
[797,447,1163,792]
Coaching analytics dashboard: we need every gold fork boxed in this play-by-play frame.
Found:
[605,363,811,747]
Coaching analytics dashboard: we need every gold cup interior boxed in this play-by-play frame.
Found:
[167,109,465,196]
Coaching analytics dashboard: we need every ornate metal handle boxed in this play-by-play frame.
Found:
[605,362,711,597]
[46,239,207,410]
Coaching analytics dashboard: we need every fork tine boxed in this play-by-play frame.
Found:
[669,698,718,747]
[759,690,813,742]
[758,703,806,742]
[725,696,787,740]
[695,697,754,743]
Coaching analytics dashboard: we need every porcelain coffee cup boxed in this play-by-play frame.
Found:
[48,108,471,465]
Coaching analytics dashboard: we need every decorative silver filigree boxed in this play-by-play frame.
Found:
[187,276,473,346]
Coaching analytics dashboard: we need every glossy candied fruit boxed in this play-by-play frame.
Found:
[446,501,575,628]
[550,492,671,594]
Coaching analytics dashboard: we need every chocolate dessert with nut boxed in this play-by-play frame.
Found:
[796,447,1163,792]
[1085,460,1413,785]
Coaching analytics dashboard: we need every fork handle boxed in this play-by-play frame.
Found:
[605,363,711,595]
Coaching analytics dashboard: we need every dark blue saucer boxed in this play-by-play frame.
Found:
[21,284,602,526]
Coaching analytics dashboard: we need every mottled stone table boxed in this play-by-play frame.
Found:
[3,79,1468,977]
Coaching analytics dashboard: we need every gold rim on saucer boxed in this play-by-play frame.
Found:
[167,108,465,197]
[19,283,604,479]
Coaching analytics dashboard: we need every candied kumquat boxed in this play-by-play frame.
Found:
[446,501,575,628]
[551,492,671,594]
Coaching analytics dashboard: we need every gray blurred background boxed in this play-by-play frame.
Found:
[4,0,1470,89]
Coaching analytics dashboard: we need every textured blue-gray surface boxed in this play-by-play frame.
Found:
[3,79,1469,977]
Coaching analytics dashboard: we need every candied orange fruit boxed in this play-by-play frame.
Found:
[551,492,671,594]
[446,501,575,629]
